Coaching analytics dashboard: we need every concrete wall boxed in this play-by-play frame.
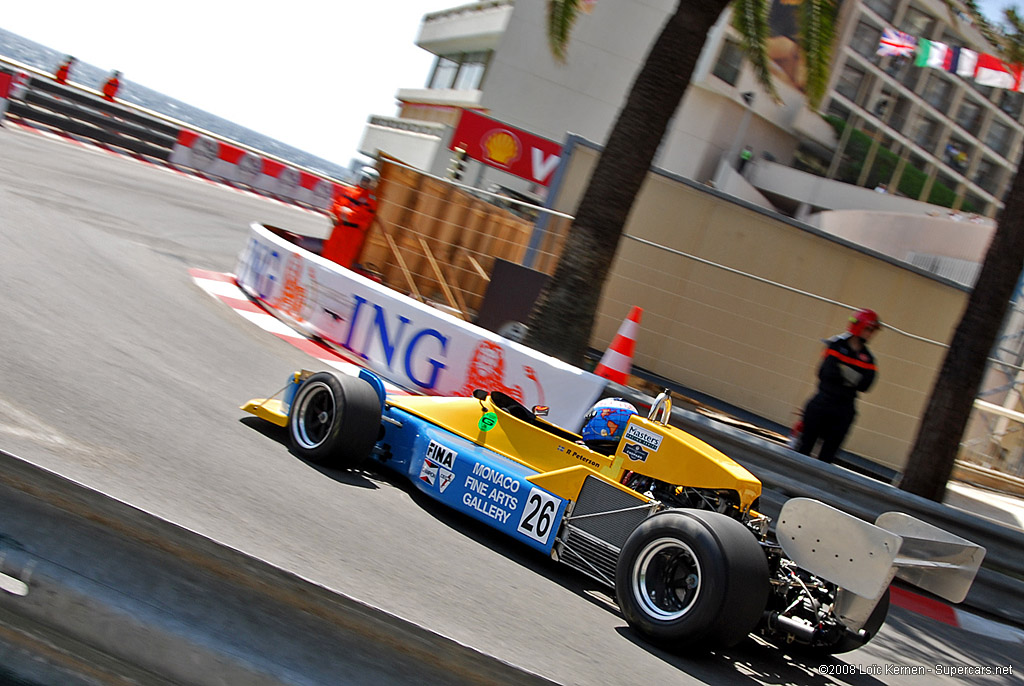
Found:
[552,140,971,470]
[815,210,995,263]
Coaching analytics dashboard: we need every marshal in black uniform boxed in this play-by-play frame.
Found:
[795,309,880,463]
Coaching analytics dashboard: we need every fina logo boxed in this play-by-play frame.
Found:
[623,443,649,462]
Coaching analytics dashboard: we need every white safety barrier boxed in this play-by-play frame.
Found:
[170,131,337,209]
[235,223,607,428]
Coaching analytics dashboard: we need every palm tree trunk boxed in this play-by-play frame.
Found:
[526,0,730,364]
[900,165,1024,501]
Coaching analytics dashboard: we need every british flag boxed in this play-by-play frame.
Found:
[877,27,917,58]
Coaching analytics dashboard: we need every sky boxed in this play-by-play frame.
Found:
[0,1,440,166]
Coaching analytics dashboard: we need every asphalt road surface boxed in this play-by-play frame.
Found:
[0,124,1019,685]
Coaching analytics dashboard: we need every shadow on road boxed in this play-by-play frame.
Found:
[238,416,379,489]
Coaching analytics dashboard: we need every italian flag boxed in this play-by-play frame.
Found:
[915,39,948,68]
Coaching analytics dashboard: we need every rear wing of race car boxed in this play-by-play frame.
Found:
[776,498,986,632]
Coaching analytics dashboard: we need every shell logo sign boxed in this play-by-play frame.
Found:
[450,111,562,186]
[481,130,522,167]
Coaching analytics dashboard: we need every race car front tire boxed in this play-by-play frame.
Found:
[287,371,381,469]
[615,509,770,650]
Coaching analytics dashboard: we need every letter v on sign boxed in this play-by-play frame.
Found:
[531,148,560,185]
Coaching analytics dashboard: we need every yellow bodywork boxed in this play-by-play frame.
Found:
[388,394,762,511]
[241,398,289,427]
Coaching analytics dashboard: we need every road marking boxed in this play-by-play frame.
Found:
[188,269,408,395]
[0,398,70,447]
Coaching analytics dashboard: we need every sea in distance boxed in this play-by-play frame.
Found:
[0,26,352,181]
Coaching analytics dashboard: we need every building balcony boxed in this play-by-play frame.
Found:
[358,116,446,169]
[417,0,513,55]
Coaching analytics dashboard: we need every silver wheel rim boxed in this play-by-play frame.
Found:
[631,537,702,621]
[293,381,336,450]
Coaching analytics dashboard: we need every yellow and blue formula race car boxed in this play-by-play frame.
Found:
[243,369,985,653]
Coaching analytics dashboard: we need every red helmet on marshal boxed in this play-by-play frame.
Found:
[848,308,881,337]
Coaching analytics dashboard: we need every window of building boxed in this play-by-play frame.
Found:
[998,90,1024,119]
[428,56,459,89]
[427,51,492,91]
[863,0,896,22]
[970,80,995,100]
[454,52,490,90]
[973,156,1004,195]
[873,87,896,122]
[851,21,883,62]
[922,73,954,111]
[712,39,744,86]
[826,99,852,123]
[956,98,985,136]
[836,62,867,102]
[889,95,912,131]
[913,115,941,150]
[899,6,935,38]
[985,118,1014,158]
[898,57,923,91]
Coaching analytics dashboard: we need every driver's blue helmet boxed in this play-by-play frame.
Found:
[580,398,638,443]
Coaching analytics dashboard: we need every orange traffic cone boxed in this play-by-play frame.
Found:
[594,306,642,384]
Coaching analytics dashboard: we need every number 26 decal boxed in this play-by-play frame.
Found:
[517,487,560,544]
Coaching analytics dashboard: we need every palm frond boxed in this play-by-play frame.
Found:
[732,0,780,104]
[548,0,580,62]
[798,0,838,108]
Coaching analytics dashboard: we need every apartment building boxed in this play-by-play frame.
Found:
[360,0,1018,224]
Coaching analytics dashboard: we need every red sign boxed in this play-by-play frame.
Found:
[450,110,562,186]
[0,71,12,99]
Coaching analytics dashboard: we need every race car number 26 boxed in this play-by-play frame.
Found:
[517,487,560,545]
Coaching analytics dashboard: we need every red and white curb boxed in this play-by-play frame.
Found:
[188,268,408,395]
[890,586,1024,643]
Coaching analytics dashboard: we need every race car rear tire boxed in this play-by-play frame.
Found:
[615,509,770,650]
[287,371,381,469]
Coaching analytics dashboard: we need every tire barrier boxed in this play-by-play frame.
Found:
[1,58,341,212]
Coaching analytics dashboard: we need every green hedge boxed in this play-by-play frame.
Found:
[824,116,973,211]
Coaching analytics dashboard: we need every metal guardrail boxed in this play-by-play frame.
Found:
[607,382,1024,627]
[0,449,557,685]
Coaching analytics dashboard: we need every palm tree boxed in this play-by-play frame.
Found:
[528,1,1024,502]
[526,0,836,363]
[900,6,1024,501]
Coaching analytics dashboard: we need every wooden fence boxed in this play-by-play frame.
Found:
[359,157,569,319]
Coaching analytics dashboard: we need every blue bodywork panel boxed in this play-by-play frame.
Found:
[377,405,569,555]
